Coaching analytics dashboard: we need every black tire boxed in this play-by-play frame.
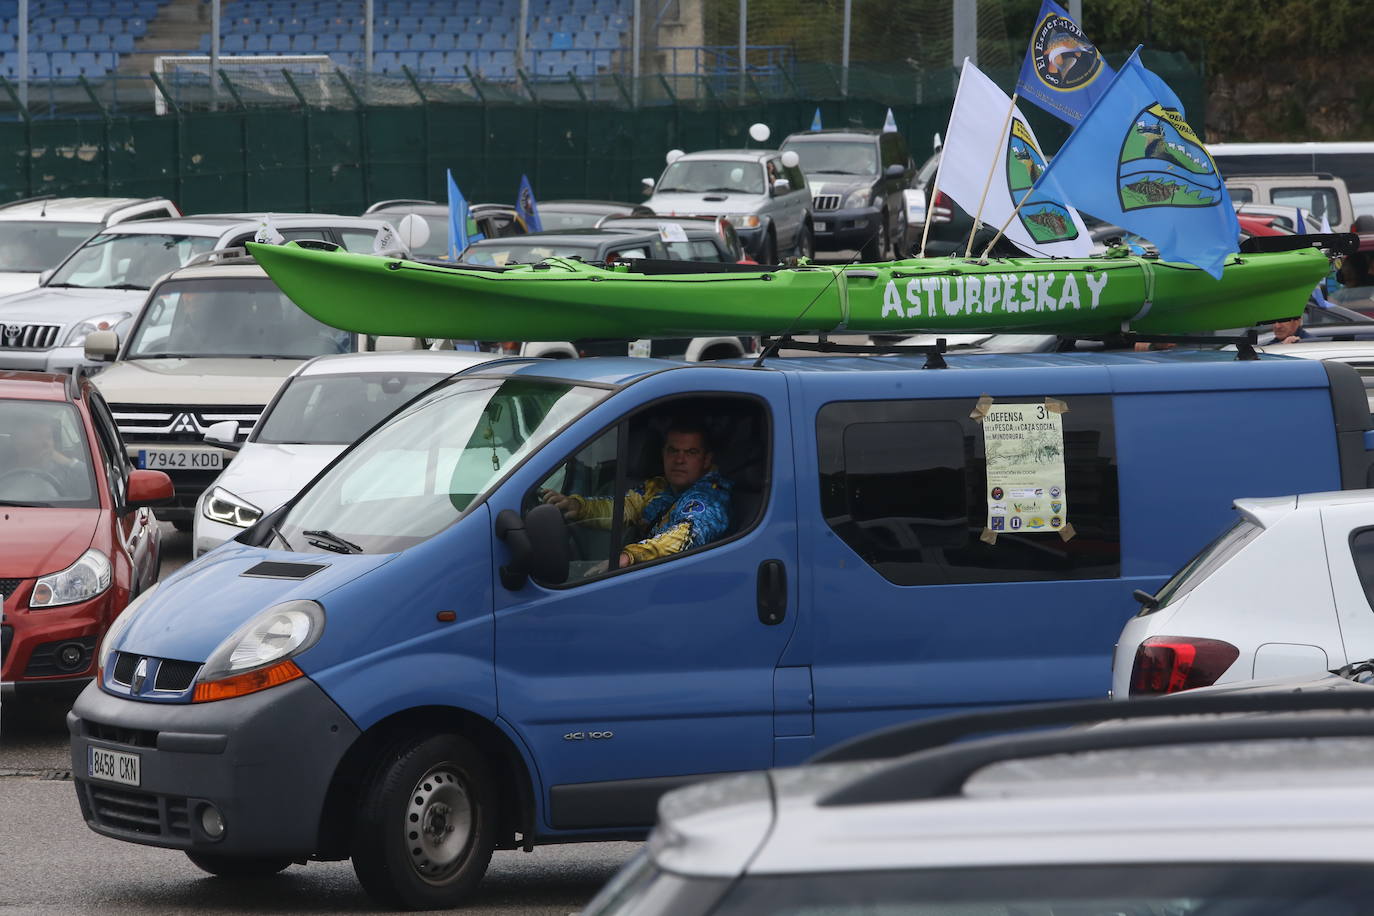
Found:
[793,222,814,260]
[760,230,778,265]
[351,733,497,910]
[171,518,192,533]
[861,213,889,262]
[185,851,292,877]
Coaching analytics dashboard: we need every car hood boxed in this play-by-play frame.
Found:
[116,542,396,663]
[93,358,302,405]
[0,272,41,296]
[211,442,345,513]
[0,508,99,578]
[646,192,768,219]
[0,285,144,328]
[806,177,871,198]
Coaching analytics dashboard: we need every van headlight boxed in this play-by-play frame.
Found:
[192,600,324,703]
[31,549,111,607]
[202,486,263,529]
[845,187,873,209]
[65,312,131,346]
[98,582,159,678]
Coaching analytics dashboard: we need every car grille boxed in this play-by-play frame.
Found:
[812,194,841,211]
[108,403,260,445]
[111,651,202,693]
[0,578,20,598]
[82,782,191,840]
[0,323,61,350]
[85,719,159,748]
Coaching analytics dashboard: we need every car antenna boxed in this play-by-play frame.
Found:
[752,224,885,367]
[40,198,48,217]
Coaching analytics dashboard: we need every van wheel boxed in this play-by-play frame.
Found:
[185,852,292,877]
[351,733,497,910]
[862,214,889,262]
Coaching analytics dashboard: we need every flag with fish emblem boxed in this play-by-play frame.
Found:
[447,169,483,260]
[515,174,543,233]
[938,60,1093,257]
[1031,48,1239,278]
[1017,0,1114,125]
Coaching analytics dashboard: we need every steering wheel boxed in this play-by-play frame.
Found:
[0,467,63,498]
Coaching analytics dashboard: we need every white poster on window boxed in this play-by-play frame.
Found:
[981,401,1068,537]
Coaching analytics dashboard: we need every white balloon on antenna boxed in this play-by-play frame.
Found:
[748,122,771,143]
[665,148,685,164]
[396,212,431,251]
[780,150,800,169]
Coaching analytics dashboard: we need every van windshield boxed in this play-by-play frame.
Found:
[48,232,218,290]
[1152,518,1263,609]
[277,375,609,554]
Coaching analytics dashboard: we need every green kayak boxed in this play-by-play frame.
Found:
[246,242,1330,340]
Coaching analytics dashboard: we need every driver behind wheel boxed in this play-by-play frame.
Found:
[0,410,88,501]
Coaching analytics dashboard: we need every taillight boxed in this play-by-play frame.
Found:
[931,191,952,223]
[1128,636,1240,696]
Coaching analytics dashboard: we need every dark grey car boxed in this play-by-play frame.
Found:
[781,128,912,260]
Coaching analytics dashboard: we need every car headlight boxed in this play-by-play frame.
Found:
[193,600,324,703]
[31,548,111,608]
[845,187,873,209]
[97,582,159,678]
[65,312,131,347]
[202,486,263,529]
[735,214,762,229]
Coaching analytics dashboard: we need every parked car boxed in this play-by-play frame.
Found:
[537,199,643,229]
[69,348,1374,907]
[0,212,401,374]
[594,213,754,263]
[0,370,171,696]
[362,199,525,258]
[643,149,813,263]
[584,691,1374,914]
[780,127,913,260]
[1234,201,1320,233]
[1114,488,1374,698]
[1224,173,1354,231]
[1249,340,1374,410]
[83,249,422,531]
[193,349,500,556]
[0,195,180,297]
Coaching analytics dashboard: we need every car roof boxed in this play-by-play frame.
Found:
[1254,339,1374,359]
[676,149,773,163]
[159,260,270,282]
[0,369,77,401]
[539,200,637,211]
[100,214,389,236]
[0,196,166,222]
[468,228,658,245]
[782,129,881,142]
[294,350,499,378]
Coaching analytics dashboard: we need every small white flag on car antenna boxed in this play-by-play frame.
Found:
[253,214,285,245]
[372,221,401,255]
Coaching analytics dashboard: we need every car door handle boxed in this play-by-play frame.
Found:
[757,559,786,626]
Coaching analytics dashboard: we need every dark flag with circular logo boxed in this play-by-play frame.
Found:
[1016,0,1114,125]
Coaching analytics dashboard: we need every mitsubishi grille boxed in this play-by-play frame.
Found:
[109,404,259,445]
[812,195,841,211]
[0,323,61,350]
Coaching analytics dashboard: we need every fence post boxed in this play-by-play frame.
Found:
[79,76,111,194]
[149,70,183,206]
[281,68,311,211]
[612,71,633,107]
[337,69,373,210]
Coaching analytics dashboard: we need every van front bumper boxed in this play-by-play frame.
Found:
[69,676,360,857]
[811,206,882,250]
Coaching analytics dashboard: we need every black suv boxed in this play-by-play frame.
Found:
[780,128,913,260]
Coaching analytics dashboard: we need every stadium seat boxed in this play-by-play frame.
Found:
[291,34,314,52]
[551,31,572,50]
[75,50,100,74]
[432,32,456,50]
[127,16,146,37]
[383,33,407,50]
[113,33,134,53]
[245,33,268,52]
[596,31,619,48]
[50,49,72,74]
[65,33,87,50]
[397,15,419,31]
[374,50,396,72]
[413,33,437,51]
[222,34,245,52]
[53,15,73,31]
[77,16,98,33]
[38,32,62,51]
[480,31,510,50]
[88,33,112,51]
[609,13,628,30]
[315,33,338,51]
[0,33,12,51]
[456,31,478,50]
[268,34,291,52]
[339,32,361,51]
[327,49,353,69]
[396,50,419,70]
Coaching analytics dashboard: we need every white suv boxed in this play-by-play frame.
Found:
[584,692,1374,914]
[0,212,399,373]
[0,195,180,296]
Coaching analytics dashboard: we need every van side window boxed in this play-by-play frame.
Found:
[817,397,1120,585]
[1349,529,1374,611]
[528,396,769,584]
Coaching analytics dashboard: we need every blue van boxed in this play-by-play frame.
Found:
[69,351,1373,908]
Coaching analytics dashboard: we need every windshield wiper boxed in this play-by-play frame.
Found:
[43,281,88,288]
[98,283,147,290]
[702,187,744,193]
[0,498,47,507]
[302,528,362,554]
[654,186,688,193]
[810,169,867,175]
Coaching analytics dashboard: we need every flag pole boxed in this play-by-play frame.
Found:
[917,165,944,258]
[978,186,1036,261]
[964,91,1019,258]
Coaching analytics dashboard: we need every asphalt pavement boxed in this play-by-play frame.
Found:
[0,523,641,915]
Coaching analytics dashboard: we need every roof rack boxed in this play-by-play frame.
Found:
[100,197,164,223]
[757,334,950,368]
[364,199,438,213]
[814,689,1374,807]
[1054,329,1260,360]
[1240,231,1359,257]
[183,246,255,267]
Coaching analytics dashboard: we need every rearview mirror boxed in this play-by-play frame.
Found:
[495,504,570,589]
[204,420,241,451]
[83,329,119,361]
[771,177,791,195]
[885,163,907,179]
[641,177,655,196]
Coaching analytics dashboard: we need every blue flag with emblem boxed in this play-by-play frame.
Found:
[810,107,822,131]
[1016,0,1114,125]
[1030,47,1238,279]
[515,174,543,233]
[446,169,482,260]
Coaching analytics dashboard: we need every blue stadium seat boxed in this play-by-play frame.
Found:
[374,50,396,72]
[444,49,470,70]
[113,32,134,53]
[456,31,478,50]
[397,15,419,31]
[418,14,441,31]
[609,12,628,30]
[479,31,509,49]
[596,30,619,48]
[259,18,280,34]
[267,33,291,52]
[50,50,73,75]
[32,16,53,31]
[583,12,606,31]
[325,17,352,33]
[382,32,406,50]
[412,33,436,51]
[489,14,514,32]
[315,33,338,51]
[65,33,87,50]
[222,33,245,52]
[327,49,353,68]
[196,33,211,51]
[75,50,100,74]
[245,33,268,52]
[528,30,550,49]
[290,34,314,52]
[88,32,112,51]
[418,49,443,75]
[53,15,73,31]
[77,16,98,33]
[592,48,611,69]
[0,33,12,51]
[339,32,362,51]
[432,32,455,50]
[550,31,572,50]
[396,50,419,70]
[535,13,557,30]
[127,16,146,37]
[38,32,62,51]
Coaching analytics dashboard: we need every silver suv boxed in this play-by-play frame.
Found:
[0,195,180,296]
[0,212,400,373]
[585,691,1374,914]
[643,149,813,263]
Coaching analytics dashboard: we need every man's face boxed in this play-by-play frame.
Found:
[1273,317,1302,340]
[662,431,711,490]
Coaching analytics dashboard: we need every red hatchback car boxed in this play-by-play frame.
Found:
[0,371,171,695]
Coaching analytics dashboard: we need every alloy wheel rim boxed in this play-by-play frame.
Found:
[404,764,474,883]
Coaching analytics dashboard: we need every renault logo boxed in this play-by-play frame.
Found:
[170,412,200,433]
[131,658,148,693]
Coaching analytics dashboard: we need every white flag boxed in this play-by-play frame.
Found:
[1320,213,1333,234]
[253,214,285,245]
[372,221,401,255]
[882,108,897,133]
[938,60,1094,258]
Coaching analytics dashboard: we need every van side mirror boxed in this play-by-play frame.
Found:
[885,163,906,179]
[125,469,173,512]
[495,505,570,589]
[84,329,119,361]
[204,420,241,451]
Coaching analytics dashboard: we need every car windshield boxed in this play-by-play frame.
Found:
[0,399,97,508]
[124,278,354,359]
[48,232,218,290]
[657,159,763,195]
[376,211,449,258]
[256,371,450,445]
[277,375,609,554]
[0,221,96,272]
[541,207,625,230]
[462,242,602,265]
[782,140,879,176]
[1152,517,1263,608]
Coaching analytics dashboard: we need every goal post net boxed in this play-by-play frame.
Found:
[153,54,339,114]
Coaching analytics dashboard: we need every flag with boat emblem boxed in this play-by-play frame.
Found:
[1017,0,1114,124]
[1031,47,1239,278]
[939,60,1093,258]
